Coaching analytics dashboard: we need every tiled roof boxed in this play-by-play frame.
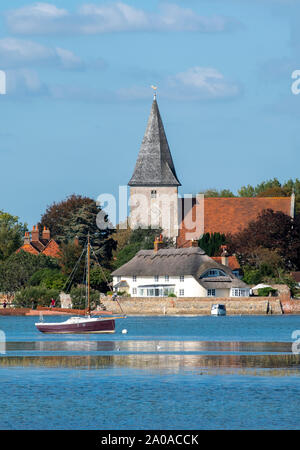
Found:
[211,255,241,271]
[177,196,293,247]
[128,98,181,187]
[16,236,60,258]
[41,240,61,258]
[16,244,39,255]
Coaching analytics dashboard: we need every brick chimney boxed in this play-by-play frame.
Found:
[24,232,30,245]
[154,234,164,252]
[31,225,39,242]
[42,226,51,240]
[221,245,229,266]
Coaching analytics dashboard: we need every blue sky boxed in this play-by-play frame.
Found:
[0,0,300,227]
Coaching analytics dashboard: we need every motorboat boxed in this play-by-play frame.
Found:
[211,304,226,316]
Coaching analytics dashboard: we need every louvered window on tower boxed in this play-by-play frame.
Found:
[151,190,157,198]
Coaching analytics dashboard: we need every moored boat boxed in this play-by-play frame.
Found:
[35,234,126,334]
[211,304,226,316]
[35,315,116,334]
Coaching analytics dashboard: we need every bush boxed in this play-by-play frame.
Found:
[242,267,263,285]
[14,286,60,309]
[70,286,100,310]
[257,287,277,297]
[29,268,67,290]
[168,293,176,297]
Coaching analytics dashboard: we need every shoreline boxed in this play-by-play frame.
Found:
[1,297,300,316]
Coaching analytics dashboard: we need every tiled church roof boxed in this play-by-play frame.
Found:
[177,196,293,247]
[128,97,181,187]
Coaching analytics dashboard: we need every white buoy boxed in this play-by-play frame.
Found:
[122,329,128,334]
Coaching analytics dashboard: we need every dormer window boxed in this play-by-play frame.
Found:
[151,190,157,198]
[202,269,226,278]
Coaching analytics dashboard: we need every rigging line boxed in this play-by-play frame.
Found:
[90,243,125,317]
[62,246,86,294]
[90,245,113,289]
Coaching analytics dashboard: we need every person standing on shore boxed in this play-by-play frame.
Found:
[50,298,55,308]
[3,300,7,309]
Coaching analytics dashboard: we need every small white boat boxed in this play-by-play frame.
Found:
[211,304,226,316]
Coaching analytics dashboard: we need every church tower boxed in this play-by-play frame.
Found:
[128,95,181,239]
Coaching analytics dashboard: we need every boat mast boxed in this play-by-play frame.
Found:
[87,233,90,316]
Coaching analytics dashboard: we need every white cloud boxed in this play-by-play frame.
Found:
[0,38,83,70]
[167,67,241,100]
[6,2,238,35]
[118,67,241,101]
[6,3,69,34]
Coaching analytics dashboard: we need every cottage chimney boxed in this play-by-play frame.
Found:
[221,245,229,266]
[42,226,51,241]
[154,234,164,252]
[31,225,39,242]
[74,236,79,246]
[24,232,30,245]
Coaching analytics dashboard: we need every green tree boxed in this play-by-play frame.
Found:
[69,286,100,310]
[0,251,59,293]
[199,189,235,197]
[198,232,226,256]
[0,211,27,261]
[40,194,94,240]
[29,268,67,290]
[113,227,165,269]
[60,201,116,263]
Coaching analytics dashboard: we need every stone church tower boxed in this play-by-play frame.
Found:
[128,95,181,239]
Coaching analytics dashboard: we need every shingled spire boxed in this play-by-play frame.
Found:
[128,97,181,186]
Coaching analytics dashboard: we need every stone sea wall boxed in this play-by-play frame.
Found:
[101,296,300,315]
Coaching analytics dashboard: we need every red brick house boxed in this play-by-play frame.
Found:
[17,225,61,258]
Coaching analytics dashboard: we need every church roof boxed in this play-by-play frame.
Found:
[128,97,181,187]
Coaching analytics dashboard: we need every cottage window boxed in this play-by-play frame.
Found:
[165,275,169,282]
[180,275,184,282]
[231,288,247,297]
[154,275,159,282]
[117,276,121,282]
[179,289,184,296]
[151,190,157,198]
[207,289,216,297]
[132,288,137,295]
[133,275,137,282]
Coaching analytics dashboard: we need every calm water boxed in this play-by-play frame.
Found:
[0,315,300,430]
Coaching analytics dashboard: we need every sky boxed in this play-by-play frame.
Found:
[0,0,300,227]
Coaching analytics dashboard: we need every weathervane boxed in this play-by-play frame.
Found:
[151,85,158,99]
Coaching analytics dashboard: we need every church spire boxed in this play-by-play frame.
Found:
[128,97,181,187]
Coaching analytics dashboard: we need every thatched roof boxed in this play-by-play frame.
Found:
[112,247,248,289]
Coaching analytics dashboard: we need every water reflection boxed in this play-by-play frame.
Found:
[3,340,293,353]
[0,353,299,376]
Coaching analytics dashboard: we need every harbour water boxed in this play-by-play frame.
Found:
[0,315,300,430]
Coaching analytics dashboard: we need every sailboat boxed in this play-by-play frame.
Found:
[35,235,126,334]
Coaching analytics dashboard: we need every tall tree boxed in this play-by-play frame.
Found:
[40,195,117,266]
[40,194,94,240]
[0,211,27,261]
